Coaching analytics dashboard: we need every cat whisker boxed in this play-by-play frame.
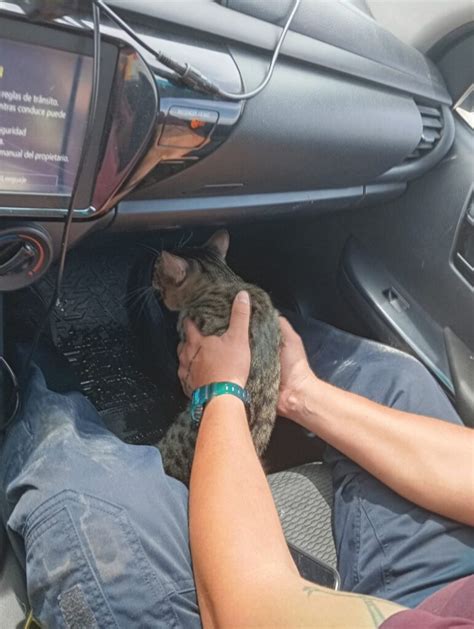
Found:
[136,287,156,321]
[124,286,151,302]
[126,285,154,297]
[145,288,158,313]
[124,286,154,309]
[177,230,193,249]
[180,231,194,248]
[136,243,161,257]
[129,294,147,319]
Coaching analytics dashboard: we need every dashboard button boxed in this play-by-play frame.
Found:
[168,106,218,123]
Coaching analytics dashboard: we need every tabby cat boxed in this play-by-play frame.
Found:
[153,230,280,485]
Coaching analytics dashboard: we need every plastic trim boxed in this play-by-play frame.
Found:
[341,238,454,393]
[0,206,97,219]
[114,186,364,229]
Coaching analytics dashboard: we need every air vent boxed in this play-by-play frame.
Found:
[0,224,53,291]
[405,105,444,161]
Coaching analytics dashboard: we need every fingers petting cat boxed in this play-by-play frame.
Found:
[178,344,202,398]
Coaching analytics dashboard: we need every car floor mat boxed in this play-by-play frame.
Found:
[6,241,324,469]
[7,246,186,445]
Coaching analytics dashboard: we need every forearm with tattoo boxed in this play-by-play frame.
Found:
[303,584,404,628]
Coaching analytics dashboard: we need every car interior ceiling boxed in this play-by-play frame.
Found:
[0,0,473,624]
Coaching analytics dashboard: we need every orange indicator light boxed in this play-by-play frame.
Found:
[189,119,205,130]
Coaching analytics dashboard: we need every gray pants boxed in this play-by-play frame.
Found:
[0,318,472,627]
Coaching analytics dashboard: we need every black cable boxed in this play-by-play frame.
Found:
[204,0,301,100]
[0,357,20,431]
[94,0,301,100]
[92,0,183,84]
[56,2,101,295]
[21,2,102,384]
[94,0,187,75]
[148,64,181,83]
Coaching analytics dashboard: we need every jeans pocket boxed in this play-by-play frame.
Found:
[24,490,178,628]
[167,585,201,629]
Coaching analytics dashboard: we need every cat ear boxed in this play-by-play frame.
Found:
[205,229,230,260]
[159,251,189,284]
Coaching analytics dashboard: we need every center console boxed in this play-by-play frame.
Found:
[0,6,244,290]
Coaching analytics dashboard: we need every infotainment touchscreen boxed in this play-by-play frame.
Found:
[0,38,92,196]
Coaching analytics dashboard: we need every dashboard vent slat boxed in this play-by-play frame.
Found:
[421,116,443,129]
[421,128,441,143]
[418,105,440,116]
[404,103,444,163]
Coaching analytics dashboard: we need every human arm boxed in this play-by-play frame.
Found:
[180,293,405,628]
[278,318,474,527]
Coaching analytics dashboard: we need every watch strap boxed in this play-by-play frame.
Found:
[191,381,250,427]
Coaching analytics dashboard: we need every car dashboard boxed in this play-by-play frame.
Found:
[0,0,455,290]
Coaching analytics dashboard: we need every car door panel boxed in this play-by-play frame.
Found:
[339,29,474,423]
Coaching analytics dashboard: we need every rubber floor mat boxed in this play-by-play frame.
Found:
[9,246,185,445]
[268,462,336,569]
[7,242,323,471]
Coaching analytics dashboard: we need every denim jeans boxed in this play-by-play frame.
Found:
[0,319,472,626]
[290,317,474,608]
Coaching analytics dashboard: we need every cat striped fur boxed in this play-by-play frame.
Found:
[153,230,280,485]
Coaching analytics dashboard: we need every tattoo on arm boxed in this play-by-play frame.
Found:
[303,585,362,600]
[303,585,324,598]
[364,599,387,627]
[303,586,392,628]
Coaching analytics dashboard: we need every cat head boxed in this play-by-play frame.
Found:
[153,230,233,310]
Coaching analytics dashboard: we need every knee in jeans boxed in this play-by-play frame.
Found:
[380,350,442,408]
[397,353,435,389]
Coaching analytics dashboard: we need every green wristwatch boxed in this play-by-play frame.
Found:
[190,381,251,427]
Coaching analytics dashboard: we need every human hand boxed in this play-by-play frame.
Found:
[277,318,317,421]
[178,291,252,397]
